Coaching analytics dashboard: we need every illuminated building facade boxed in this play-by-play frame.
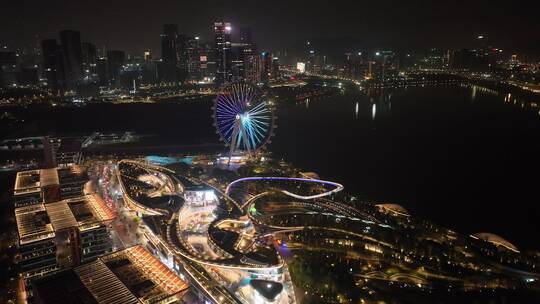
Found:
[41,39,65,92]
[28,245,189,304]
[245,54,262,83]
[161,24,179,83]
[214,22,232,85]
[0,50,18,87]
[59,30,83,89]
[106,50,125,85]
[15,194,115,278]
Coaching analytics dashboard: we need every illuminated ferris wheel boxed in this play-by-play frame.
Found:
[212,82,276,156]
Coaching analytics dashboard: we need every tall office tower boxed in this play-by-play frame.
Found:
[161,24,179,83]
[342,52,365,79]
[96,58,108,85]
[59,30,83,88]
[176,34,190,81]
[106,50,125,84]
[245,54,262,84]
[306,49,316,73]
[369,51,398,81]
[198,42,215,79]
[261,52,273,83]
[0,50,18,87]
[185,36,200,80]
[342,53,354,78]
[81,42,97,70]
[239,27,253,45]
[239,27,256,81]
[41,39,65,93]
[231,43,245,82]
[143,50,152,61]
[33,34,42,57]
[97,45,107,59]
[271,56,280,78]
[214,22,232,86]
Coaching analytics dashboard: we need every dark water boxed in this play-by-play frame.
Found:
[272,85,540,251]
[3,85,540,250]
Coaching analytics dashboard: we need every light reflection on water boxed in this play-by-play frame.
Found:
[273,84,540,250]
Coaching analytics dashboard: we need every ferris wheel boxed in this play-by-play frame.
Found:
[212,82,276,156]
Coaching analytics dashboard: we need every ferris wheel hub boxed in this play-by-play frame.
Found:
[213,82,275,155]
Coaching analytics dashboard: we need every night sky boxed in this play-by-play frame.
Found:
[1,0,539,56]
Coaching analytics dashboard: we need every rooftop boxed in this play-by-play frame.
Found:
[14,167,64,197]
[45,195,116,231]
[76,259,140,304]
[14,170,41,195]
[29,245,189,304]
[15,204,55,245]
[40,168,60,187]
[15,194,115,243]
[75,245,188,304]
[31,268,98,304]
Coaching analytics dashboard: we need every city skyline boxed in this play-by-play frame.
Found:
[1,2,540,303]
[1,0,539,56]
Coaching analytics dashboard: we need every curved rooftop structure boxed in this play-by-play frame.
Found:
[376,204,410,217]
[117,160,284,271]
[226,176,344,201]
[117,160,180,216]
[471,233,520,253]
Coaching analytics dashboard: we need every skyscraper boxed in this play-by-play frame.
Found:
[185,36,201,80]
[261,52,273,83]
[59,30,83,88]
[198,42,215,80]
[106,50,125,84]
[143,50,152,61]
[0,50,18,87]
[81,42,97,70]
[245,54,262,84]
[239,27,253,46]
[41,39,65,93]
[231,43,245,82]
[161,24,179,83]
[214,22,232,86]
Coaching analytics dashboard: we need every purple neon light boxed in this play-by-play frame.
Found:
[225,176,344,200]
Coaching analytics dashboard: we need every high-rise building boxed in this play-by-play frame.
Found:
[13,166,112,278]
[449,48,500,72]
[261,52,273,83]
[342,52,365,80]
[106,50,125,84]
[15,194,115,278]
[231,43,245,82]
[239,27,253,46]
[59,30,83,88]
[96,57,108,85]
[161,24,179,83]
[0,50,18,87]
[214,22,232,85]
[272,56,280,78]
[81,42,97,69]
[245,54,262,83]
[370,51,398,81]
[18,67,39,86]
[144,50,152,61]
[198,42,215,80]
[185,36,201,80]
[41,39,65,93]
